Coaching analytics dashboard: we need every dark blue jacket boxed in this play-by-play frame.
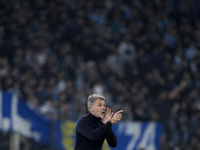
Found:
[74,113,117,150]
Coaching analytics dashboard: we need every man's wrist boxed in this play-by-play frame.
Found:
[109,120,115,126]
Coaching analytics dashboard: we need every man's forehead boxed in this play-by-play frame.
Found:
[94,99,106,104]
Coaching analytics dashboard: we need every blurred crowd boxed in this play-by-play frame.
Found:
[1,0,200,149]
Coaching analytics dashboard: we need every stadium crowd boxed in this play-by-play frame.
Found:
[1,0,200,149]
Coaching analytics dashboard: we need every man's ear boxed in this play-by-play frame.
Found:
[89,105,92,112]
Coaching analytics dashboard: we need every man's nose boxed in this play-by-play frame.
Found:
[102,106,106,109]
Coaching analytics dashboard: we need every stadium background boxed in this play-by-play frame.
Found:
[0,0,200,150]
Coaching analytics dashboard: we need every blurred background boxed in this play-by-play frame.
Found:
[0,0,200,150]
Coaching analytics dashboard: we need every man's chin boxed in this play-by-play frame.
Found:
[100,114,105,119]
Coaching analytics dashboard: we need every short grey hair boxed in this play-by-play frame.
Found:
[87,94,106,109]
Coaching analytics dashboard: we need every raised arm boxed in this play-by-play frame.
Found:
[103,109,123,147]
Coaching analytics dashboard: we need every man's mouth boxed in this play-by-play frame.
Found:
[101,111,106,115]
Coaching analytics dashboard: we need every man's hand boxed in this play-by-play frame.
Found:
[101,107,113,124]
[110,110,123,125]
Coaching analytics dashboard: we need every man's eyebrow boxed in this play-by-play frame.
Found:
[98,103,106,105]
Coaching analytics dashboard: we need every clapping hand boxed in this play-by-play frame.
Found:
[102,108,123,125]
[101,107,113,124]
[110,110,123,125]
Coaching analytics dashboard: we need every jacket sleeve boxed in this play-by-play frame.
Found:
[76,119,113,141]
[105,127,117,147]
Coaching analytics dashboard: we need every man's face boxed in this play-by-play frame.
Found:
[89,99,106,119]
